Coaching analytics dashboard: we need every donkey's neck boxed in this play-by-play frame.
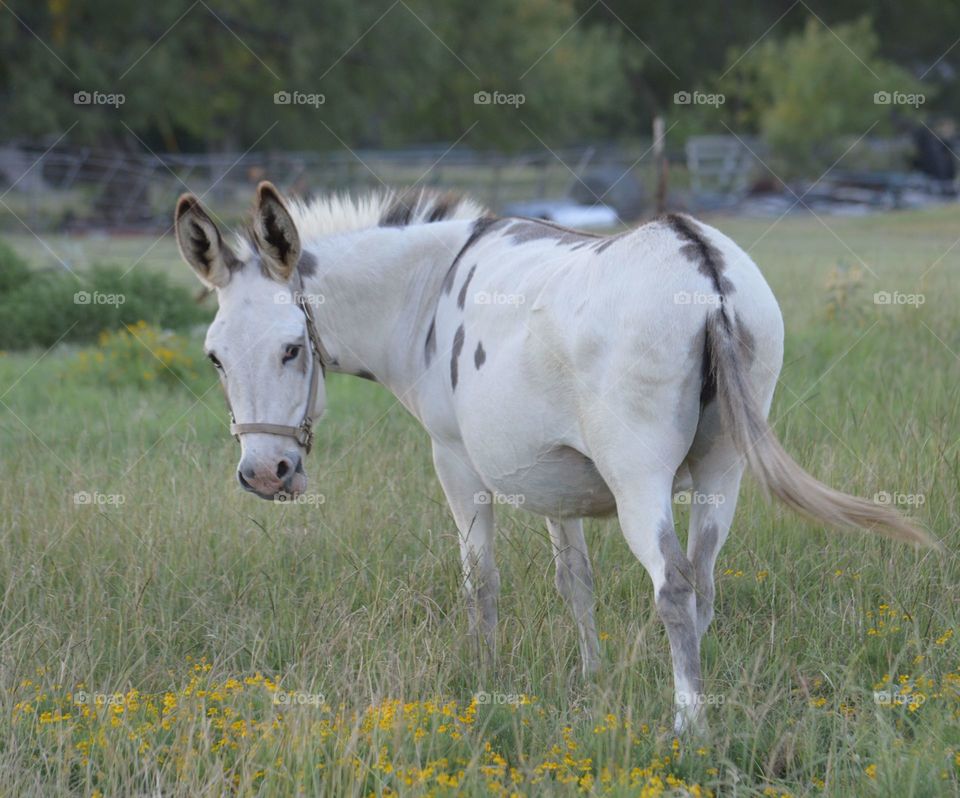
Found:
[301,219,476,398]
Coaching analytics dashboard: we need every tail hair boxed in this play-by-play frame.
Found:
[706,311,939,549]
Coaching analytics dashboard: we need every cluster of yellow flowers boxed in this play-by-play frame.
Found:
[71,320,200,388]
[12,658,715,797]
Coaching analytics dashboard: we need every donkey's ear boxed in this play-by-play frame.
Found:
[174,194,238,289]
[252,181,301,282]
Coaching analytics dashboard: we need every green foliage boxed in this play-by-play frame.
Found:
[721,17,929,176]
[0,0,628,151]
[0,239,31,294]
[0,259,210,350]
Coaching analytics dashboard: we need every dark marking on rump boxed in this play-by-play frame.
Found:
[424,317,437,365]
[666,214,733,297]
[450,324,465,390]
[457,264,477,309]
[297,250,318,277]
[353,369,377,383]
[474,341,486,369]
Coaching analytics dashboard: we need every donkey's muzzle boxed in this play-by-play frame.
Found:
[237,452,306,500]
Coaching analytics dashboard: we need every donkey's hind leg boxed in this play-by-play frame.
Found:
[685,401,747,638]
[546,517,600,677]
[588,431,705,733]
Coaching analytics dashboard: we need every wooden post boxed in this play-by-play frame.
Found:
[653,115,668,214]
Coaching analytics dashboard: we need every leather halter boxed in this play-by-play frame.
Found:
[226,276,330,454]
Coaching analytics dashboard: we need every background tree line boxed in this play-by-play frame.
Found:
[0,0,955,158]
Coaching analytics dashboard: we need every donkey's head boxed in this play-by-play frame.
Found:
[174,182,325,500]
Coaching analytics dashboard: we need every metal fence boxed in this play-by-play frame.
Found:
[0,143,666,233]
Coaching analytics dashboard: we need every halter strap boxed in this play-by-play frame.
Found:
[225,276,330,454]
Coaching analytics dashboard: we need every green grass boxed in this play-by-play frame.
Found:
[1,208,958,797]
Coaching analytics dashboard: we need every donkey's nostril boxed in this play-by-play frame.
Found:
[276,459,291,479]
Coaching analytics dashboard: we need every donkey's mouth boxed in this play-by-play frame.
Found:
[237,469,307,501]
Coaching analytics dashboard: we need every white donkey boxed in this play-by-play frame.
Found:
[174,182,933,732]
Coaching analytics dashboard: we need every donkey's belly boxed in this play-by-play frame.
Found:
[484,446,617,519]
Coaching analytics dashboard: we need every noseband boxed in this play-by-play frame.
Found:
[226,277,330,454]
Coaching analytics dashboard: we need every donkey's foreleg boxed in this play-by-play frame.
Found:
[546,517,600,677]
[431,442,500,662]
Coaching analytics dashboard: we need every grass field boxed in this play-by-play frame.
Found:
[1,208,958,797]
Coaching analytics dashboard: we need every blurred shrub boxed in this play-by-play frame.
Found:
[70,321,204,390]
[0,239,31,294]
[721,17,929,177]
[0,253,210,349]
[824,263,868,323]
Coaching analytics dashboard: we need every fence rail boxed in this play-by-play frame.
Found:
[0,143,664,233]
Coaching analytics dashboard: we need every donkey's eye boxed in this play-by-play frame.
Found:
[208,353,222,369]
[282,345,301,364]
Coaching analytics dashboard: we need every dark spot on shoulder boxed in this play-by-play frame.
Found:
[474,341,486,369]
[353,369,377,382]
[457,264,477,310]
[450,324,465,390]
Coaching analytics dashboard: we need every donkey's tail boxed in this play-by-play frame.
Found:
[705,311,938,548]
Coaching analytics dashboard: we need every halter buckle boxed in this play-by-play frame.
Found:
[295,420,314,453]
